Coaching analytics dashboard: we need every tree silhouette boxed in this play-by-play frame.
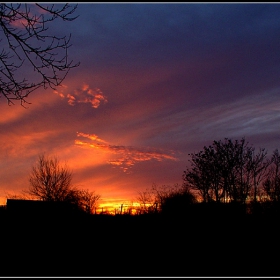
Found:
[136,189,155,213]
[28,154,76,203]
[249,147,270,203]
[0,3,80,105]
[76,189,100,214]
[27,154,100,214]
[136,183,196,215]
[263,149,280,203]
[183,138,268,204]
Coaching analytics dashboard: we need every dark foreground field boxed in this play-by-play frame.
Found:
[0,205,279,277]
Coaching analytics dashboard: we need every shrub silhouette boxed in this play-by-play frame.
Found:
[161,188,196,215]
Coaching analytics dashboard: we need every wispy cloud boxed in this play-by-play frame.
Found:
[75,132,178,173]
[76,132,108,144]
[54,83,107,108]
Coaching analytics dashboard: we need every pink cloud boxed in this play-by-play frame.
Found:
[54,83,107,108]
[67,94,76,106]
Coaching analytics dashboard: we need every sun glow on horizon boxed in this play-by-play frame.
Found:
[0,195,142,215]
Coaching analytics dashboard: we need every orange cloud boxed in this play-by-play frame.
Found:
[54,83,107,108]
[75,132,178,173]
[67,94,76,106]
[76,132,108,144]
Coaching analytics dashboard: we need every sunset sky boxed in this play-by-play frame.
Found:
[1,3,280,210]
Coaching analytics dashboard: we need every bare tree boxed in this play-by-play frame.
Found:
[76,189,100,214]
[28,154,101,215]
[263,149,280,203]
[183,138,268,204]
[0,3,80,105]
[136,189,155,214]
[28,154,74,202]
[248,148,270,203]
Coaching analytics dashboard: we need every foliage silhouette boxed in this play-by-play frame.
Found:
[155,184,197,215]
[137,183,196,215]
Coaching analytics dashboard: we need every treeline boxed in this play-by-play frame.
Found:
[184,138,280,204]
[136,138,280,217]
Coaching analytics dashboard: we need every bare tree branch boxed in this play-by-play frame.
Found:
[0,3,80,106]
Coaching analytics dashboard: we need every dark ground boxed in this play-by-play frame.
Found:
[0,206,279,277]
